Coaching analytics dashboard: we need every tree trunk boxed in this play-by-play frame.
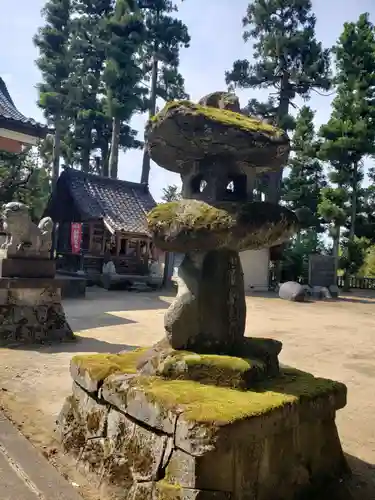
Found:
[343,161,358,291]
[140,50,158,185]
[333,224,340,283]
[109,116,121,179]
[81,126,91,172]
[101,142,109,177]
[52,118,61,188]
[349,161,358,240]
[266,71,291,284]
[266,72,290,204]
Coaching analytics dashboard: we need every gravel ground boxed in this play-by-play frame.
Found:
[0,287,374,499]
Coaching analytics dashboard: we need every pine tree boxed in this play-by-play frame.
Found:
[359,244,375,277]
[105,0,147,178]
[319,13,375,287]
[161,184,181,202]
[281,106,326,280]
[283,106,326,234]
[138,0,190,185]
[67,0,115,172]
[317,186,348,278]
[355,176,375,243]
[0,150,51,220]
[225,0,331,202]
[34,0,72,186]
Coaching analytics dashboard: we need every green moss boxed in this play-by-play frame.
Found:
[72,348,146,381]
[160,351,266,389]
[151,100,284,138]
[155,480,182,500]
[167,352,256,372]
[70,349,345,426]
[147,199,298,253]
[137,367,345,425]
[147,200,233,232]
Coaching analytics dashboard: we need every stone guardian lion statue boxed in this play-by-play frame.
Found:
[0,202,53,255]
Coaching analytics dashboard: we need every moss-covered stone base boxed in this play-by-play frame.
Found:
[134,337,282,390]
[58,348,348,499]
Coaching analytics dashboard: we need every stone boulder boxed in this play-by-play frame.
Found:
[146,100,290,173]
[147,199,298,253]
[312,286,332,300]
[198,91,241,113]
[279,281,306,302]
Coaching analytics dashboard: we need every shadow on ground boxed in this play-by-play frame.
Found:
[316,454,375,500]
[64,287,172,312]
[61,289,171,333]
[336,297,375,305]
[68,313,137,331]
[4,336,140,354]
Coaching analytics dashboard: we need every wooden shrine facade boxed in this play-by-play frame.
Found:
[44,168,157,280]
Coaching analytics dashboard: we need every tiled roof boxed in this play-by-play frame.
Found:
[60,168,156,235]
[0,77,48,138]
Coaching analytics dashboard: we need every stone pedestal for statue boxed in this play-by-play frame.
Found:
[0,202,73,346]
[0,278,74,346]
[0,249,56,278]
[57,93,348,499]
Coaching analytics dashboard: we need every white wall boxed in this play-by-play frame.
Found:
[170,250,270,292]
[240,249,270,292]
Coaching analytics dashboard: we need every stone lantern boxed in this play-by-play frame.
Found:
[58,92,348,500]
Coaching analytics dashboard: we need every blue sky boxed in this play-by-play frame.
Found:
[1,0,375,200]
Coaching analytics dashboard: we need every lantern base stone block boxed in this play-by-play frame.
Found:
[0,278,74,346]
[58,349,348,500]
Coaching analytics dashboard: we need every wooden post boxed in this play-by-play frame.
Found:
[88,222,93,254]
[116,232,120,256]
[101,229,107,254]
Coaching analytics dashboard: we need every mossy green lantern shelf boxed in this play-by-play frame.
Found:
[144,91,297,356]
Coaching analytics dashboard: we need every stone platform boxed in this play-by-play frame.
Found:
[0,255,55,278]
[58,349,348,500]
[0,278,74,346]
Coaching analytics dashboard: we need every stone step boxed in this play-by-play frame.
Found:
[0,412,82,500]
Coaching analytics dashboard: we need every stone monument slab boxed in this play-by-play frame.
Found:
[309,254,336,288]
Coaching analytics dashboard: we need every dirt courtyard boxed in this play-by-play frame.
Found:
[0,287,375,499]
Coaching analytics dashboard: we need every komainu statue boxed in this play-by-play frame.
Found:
[1,202,53,255]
